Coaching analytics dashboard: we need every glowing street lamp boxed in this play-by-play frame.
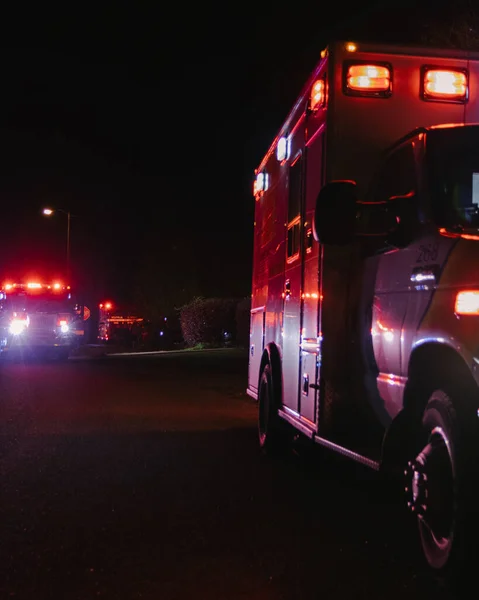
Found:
[42,207,73,278]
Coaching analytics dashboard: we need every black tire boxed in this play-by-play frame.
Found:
[407,389,478,572]
[258,364,288,455]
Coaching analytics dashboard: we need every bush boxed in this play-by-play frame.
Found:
[180,297,238,347]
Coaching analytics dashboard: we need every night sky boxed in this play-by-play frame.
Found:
[0,0,463,313]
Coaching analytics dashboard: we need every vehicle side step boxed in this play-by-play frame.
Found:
[314,435,380,471]
[278,409,380,471]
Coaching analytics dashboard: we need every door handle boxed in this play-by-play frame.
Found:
[284,280,291,298]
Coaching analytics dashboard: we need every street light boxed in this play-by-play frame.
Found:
[42,207,73,279]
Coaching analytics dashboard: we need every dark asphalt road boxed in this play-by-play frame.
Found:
[0,349,465,599]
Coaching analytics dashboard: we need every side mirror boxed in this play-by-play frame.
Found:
[313,180,357,245]
[356,202,398,237]
[356,193,420,246]
[387,193,421,247]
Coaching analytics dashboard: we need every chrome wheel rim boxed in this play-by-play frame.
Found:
[406,426,455,556]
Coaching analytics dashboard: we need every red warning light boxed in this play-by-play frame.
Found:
[423,68,467,101]
[347,64,391,92]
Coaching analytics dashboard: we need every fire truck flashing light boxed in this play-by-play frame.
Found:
[3,282,69,292]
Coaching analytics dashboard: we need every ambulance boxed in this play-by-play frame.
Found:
[248,40,479,570]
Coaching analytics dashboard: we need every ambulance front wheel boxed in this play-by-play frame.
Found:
[258,364,289,455]
[405,389,477,572]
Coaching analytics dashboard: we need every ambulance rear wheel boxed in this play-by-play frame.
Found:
[406,390,477,572]
[258,364,288,455]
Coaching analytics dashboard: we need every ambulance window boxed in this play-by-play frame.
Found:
[287,220,301,259]
[373,143,417,203]
[288,157,302,223]
[287,156,302,259]
[427,128,479,231]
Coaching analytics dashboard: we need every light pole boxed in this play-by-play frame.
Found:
[42,208,74,280]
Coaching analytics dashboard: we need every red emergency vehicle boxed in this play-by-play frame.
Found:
[248,40,479,571]
[98,302,144,345]
[0,280,85,360]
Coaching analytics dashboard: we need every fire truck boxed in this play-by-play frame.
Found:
[248,40,479,571]
[0,281,85,360]
[98,302,144,345]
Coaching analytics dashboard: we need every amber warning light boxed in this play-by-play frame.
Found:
[346,64,391,93]
[423,69,468,101]
[310,79,325,111]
